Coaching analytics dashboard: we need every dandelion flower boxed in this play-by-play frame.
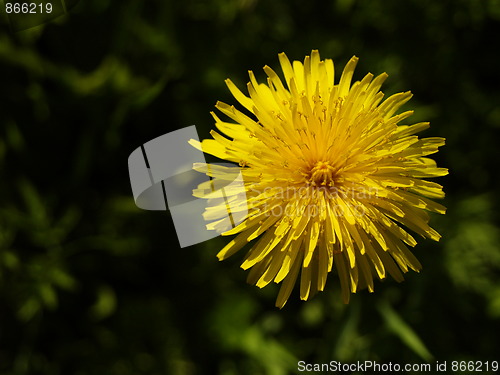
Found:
[190,50,447,308]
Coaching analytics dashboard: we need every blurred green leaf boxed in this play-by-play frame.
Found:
[377,300,433,362]
[487,286,500,319]
[18,297,41,321]
[300,299,324,327]
[38,282,58,310]
[332,298,361,361]
[18,178,48,229]
[90,285,117,320]
[0,250,19,270]
[5,120,25,153]
[49,267,77,290]
[445,195,500,297]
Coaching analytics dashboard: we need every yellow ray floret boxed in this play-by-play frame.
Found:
[193,50,447,308]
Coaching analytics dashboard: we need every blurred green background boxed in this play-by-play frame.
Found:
[1,0,499,374]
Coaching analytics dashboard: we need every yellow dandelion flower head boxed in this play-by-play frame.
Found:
[191,50,447,308]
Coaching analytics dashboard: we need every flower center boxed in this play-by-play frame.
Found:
[306,161,337,187]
